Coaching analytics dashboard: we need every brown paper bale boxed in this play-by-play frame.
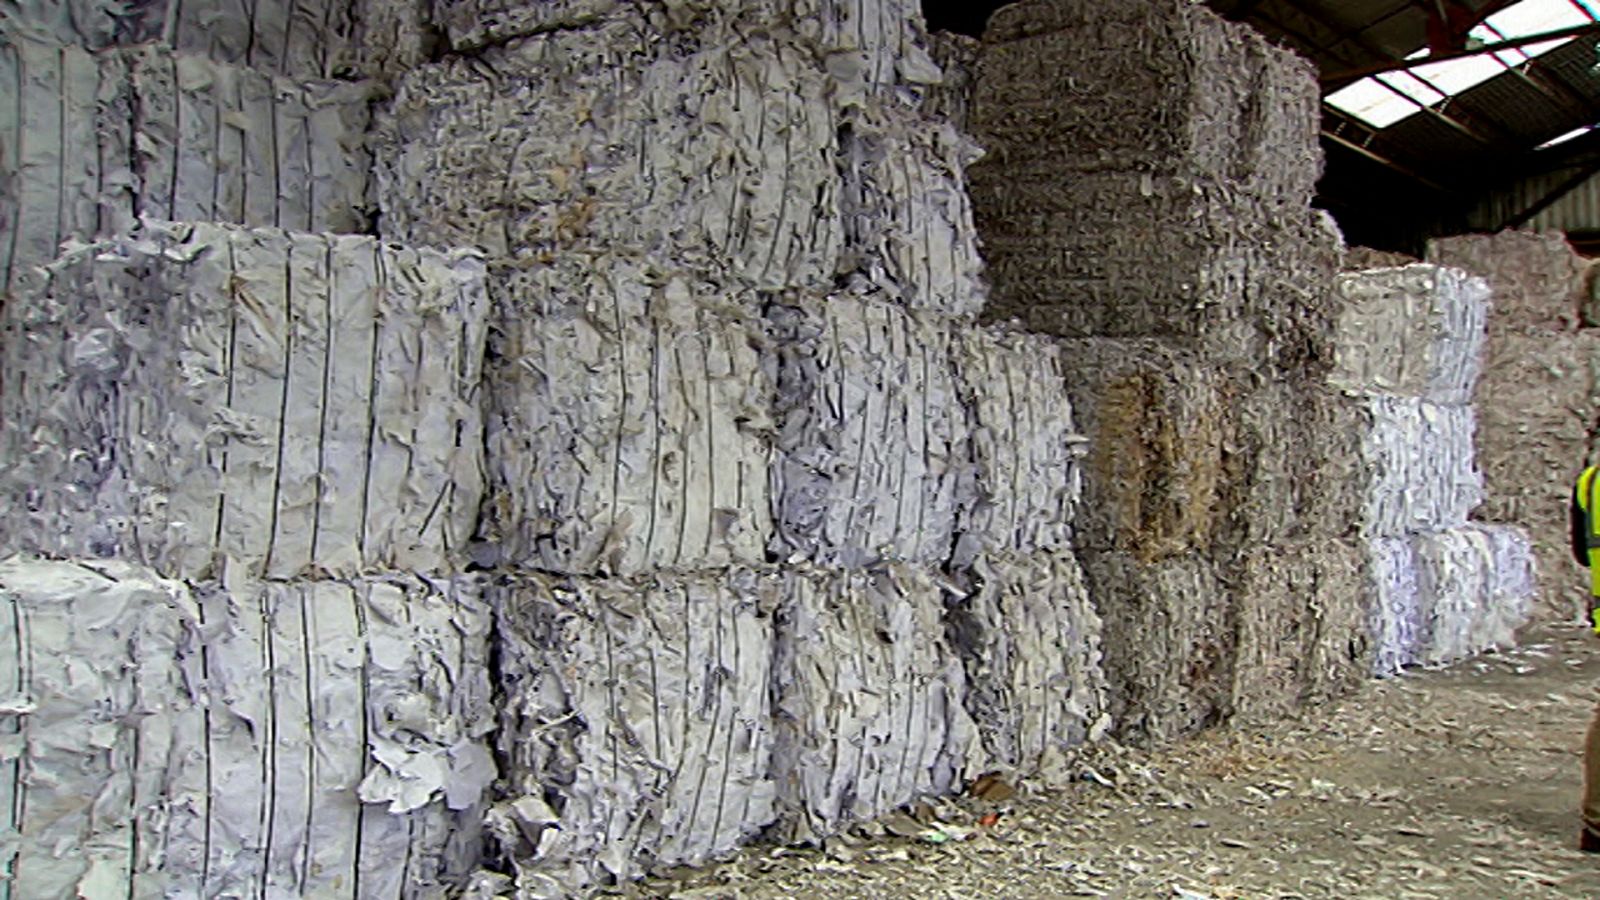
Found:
[1426,230,1587,334]
[1082,551,1232,745]
[1230,537,1372,721]
[1058,339,1231,560]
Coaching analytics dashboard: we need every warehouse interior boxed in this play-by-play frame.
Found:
[4,0,1600,896]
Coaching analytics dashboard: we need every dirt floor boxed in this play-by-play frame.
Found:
[627,621,1600,899]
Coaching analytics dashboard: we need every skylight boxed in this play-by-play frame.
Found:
[1325,0,1597,130]
[1538,124,1597,148]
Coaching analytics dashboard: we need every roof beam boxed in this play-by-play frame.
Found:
[1252,4,1515,145]
[1322,129,1449,192]
[1324,21,1600,82]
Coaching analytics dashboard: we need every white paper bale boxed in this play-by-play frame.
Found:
[947,553,1109,775]
[0,557,495,899]
[1358,396,1482,536]
[1330,264,1489,403]
[170,573,495,899]
[3,0,420,78]
[1412,524,1535,667]
[1367,535,1422,676]
[129,46,376,235]
[1368,524,1536,674]
[768,293,973,568]
[0,32,134,295]
[839,99,986,317]
[771,563,978,843]
[376,23,843,292]
[428,0,941,95]
[0,221,488,580]
[0,556,194,898]
[951,326,1084,558]
[484,255,773,576]
[492,568,780,896]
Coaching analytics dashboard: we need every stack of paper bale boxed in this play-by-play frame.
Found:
[0,2,501,895]
[1426,230,1600,619]
[1329,264,1535,674]
[0,222,498,898]
[370,2,1105,893]
[969,0,1369,742]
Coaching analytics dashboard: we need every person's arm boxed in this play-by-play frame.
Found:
[1574,484,1590,567]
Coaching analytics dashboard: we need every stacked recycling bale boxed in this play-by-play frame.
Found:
[371,3,1106,892]
[1425,230,1600,619]
[0,224,498,897]
[968,0,1370,743]
[1330,265,1536,674]
[0,4,499,896]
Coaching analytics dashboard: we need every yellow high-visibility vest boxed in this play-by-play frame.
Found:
[1578,465,1600,597]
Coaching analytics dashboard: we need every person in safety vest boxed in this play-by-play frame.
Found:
[1572,465,1600,851]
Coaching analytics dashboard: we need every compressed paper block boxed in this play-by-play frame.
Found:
[839,98,987,317]
[0,557,194,898]
[0,558,494,899]
[1411,525,1535,667]
[492,568,780,897]
[1330,264,1489,403]
[430,0,620,48]
[1367,535,1423,676]
[924,30,978,133]
[1230,538,1371,719]
[1057,339,1227,560]
[1475,331,1600,513]
[1358,396,1483,537]
[1368,525,1537,674]
[1427,229,1587,334]
[0,31,134,295]
[129,46,376,235]
[771,563,979,843]
[2,0,421,77]
[950,326,1084,559]
[1226,377,1366,549]
[1083,552,1231,745]
[484,255,772,576]
[170,573,495,899]
[974,0,1319,198]
[973,169,1341,361]
[0,221,488,580]
[1344,246,1422,271]
[946,552,1109,775]
[1472,331,1600,614]
[376,23,842,292]
[429,0,942,94]
[768,293,973,568]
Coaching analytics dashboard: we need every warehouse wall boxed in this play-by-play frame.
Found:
[0,0,1538,897]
